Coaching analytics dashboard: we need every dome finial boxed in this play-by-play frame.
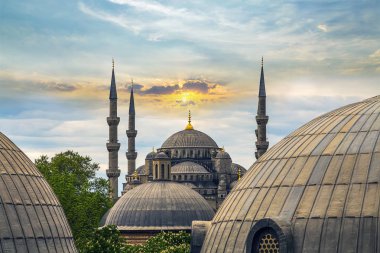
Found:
[133,169,138,179]
[185,110,194,130]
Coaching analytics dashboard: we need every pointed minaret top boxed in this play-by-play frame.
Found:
[109,59,117,99]
[185,110,194,130]
[259,57,266,97]
[129,79,135,115]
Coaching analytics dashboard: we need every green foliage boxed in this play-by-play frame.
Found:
[124,231,190,253]
[83,227,190,253]
[82,225,127,253]
[35,150,112,251]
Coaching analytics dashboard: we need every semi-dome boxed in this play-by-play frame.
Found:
[231,163,247,175]
[0,132,77,252]
[161,129,218,149]
[201,96,380,253]
[136,165,145,175]
[215,150,231,159]
[145,151,157,160]
[103,181,215,230]
[171,161,210,174]
[154,152,169,159]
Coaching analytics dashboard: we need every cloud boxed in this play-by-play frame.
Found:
[143,84,180,95]
[182,80,217,93]
[317,24,328,32]
[369,49,380,64]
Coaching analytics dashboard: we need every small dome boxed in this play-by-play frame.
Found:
[201,96,380,253]
[171,162,210,174]
[0,132,77,252]
[231,163,247,175]
[136,165,146,175]
[161,129,218,149]
[215,150,231,159]
[103,181,215,229]
[145,151,157,160]
[154,152,169,159]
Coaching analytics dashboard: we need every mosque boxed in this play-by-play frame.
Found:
[104,60,271,209]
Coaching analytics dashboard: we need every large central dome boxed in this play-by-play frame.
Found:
[161,129,219,149]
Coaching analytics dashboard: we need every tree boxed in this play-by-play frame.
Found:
[82,225,127,253]
[35,150,112,251]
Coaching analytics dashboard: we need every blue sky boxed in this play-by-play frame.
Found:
[1,0,379,194]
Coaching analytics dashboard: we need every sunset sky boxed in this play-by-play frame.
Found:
[1,0,379,194]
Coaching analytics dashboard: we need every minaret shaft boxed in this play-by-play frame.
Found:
[106,64,120,202]
[126,85,137,176]
[255,58,269,159]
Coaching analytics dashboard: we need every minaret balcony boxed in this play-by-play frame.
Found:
[126,151,138,160]
[107,117,120,126]
[256,115,268,124]
[107,142,120,151]
[255,141,269,149]
[106,169,120,178]
[126,130,138,137]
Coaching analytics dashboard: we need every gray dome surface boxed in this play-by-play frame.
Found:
[0,132,77,253]
[161,129,218,149]
[136,165,145,175]
[202,96,380,253]
[171,162,210,174]
[216,150,231,159]
[154,152,169,159]
[231,163,247,174]
[145,151,156,160]
[103,181,215,229]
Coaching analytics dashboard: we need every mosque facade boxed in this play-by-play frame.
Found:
[105,60,271,208]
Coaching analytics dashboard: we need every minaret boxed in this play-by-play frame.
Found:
[106,59,121,202]
[255,57,269,159]
[126,80,137,177]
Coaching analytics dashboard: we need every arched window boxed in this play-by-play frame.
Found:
[190,175,193,181]
[251,228,279,253]
[179,175,182,180]
[184,175,188,180]
[201,175,204,181]
[161,164,165,179]
[155,164,158,179]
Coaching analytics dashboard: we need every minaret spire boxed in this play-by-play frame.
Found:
[126,79,138,177]
[106,59,121,202]
[185,110,194,130]
[255,57,269,159]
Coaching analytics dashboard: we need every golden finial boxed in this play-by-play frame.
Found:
[133,169,138,179]
[152,146,155,152]
[185,110,194,130]
[112,58,114,69]
[221,146,225,152]
[238,167,241,181]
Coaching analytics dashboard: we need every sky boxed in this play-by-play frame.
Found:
[0,0,379,194]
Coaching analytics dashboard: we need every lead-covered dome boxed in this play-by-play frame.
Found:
[0,132,77,252]
[161,129,218,149]
[171,162,210,174]
[201,96,380,253]
[103,181,215,230]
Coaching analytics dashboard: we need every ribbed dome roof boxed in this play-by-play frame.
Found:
[161,129,218,149]
[231,163,247,175]
[0,133,77,252]
[202,96,380,253]
[216,150,231,159]
[154,152,169,159]
[103,181,215,230]
[171,162,210,174]
[145,151,156,160]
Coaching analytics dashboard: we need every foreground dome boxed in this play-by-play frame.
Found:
[0,132,77,252]
[201,96,380,253]
[161,129,218,149]
[103,181,215,230]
